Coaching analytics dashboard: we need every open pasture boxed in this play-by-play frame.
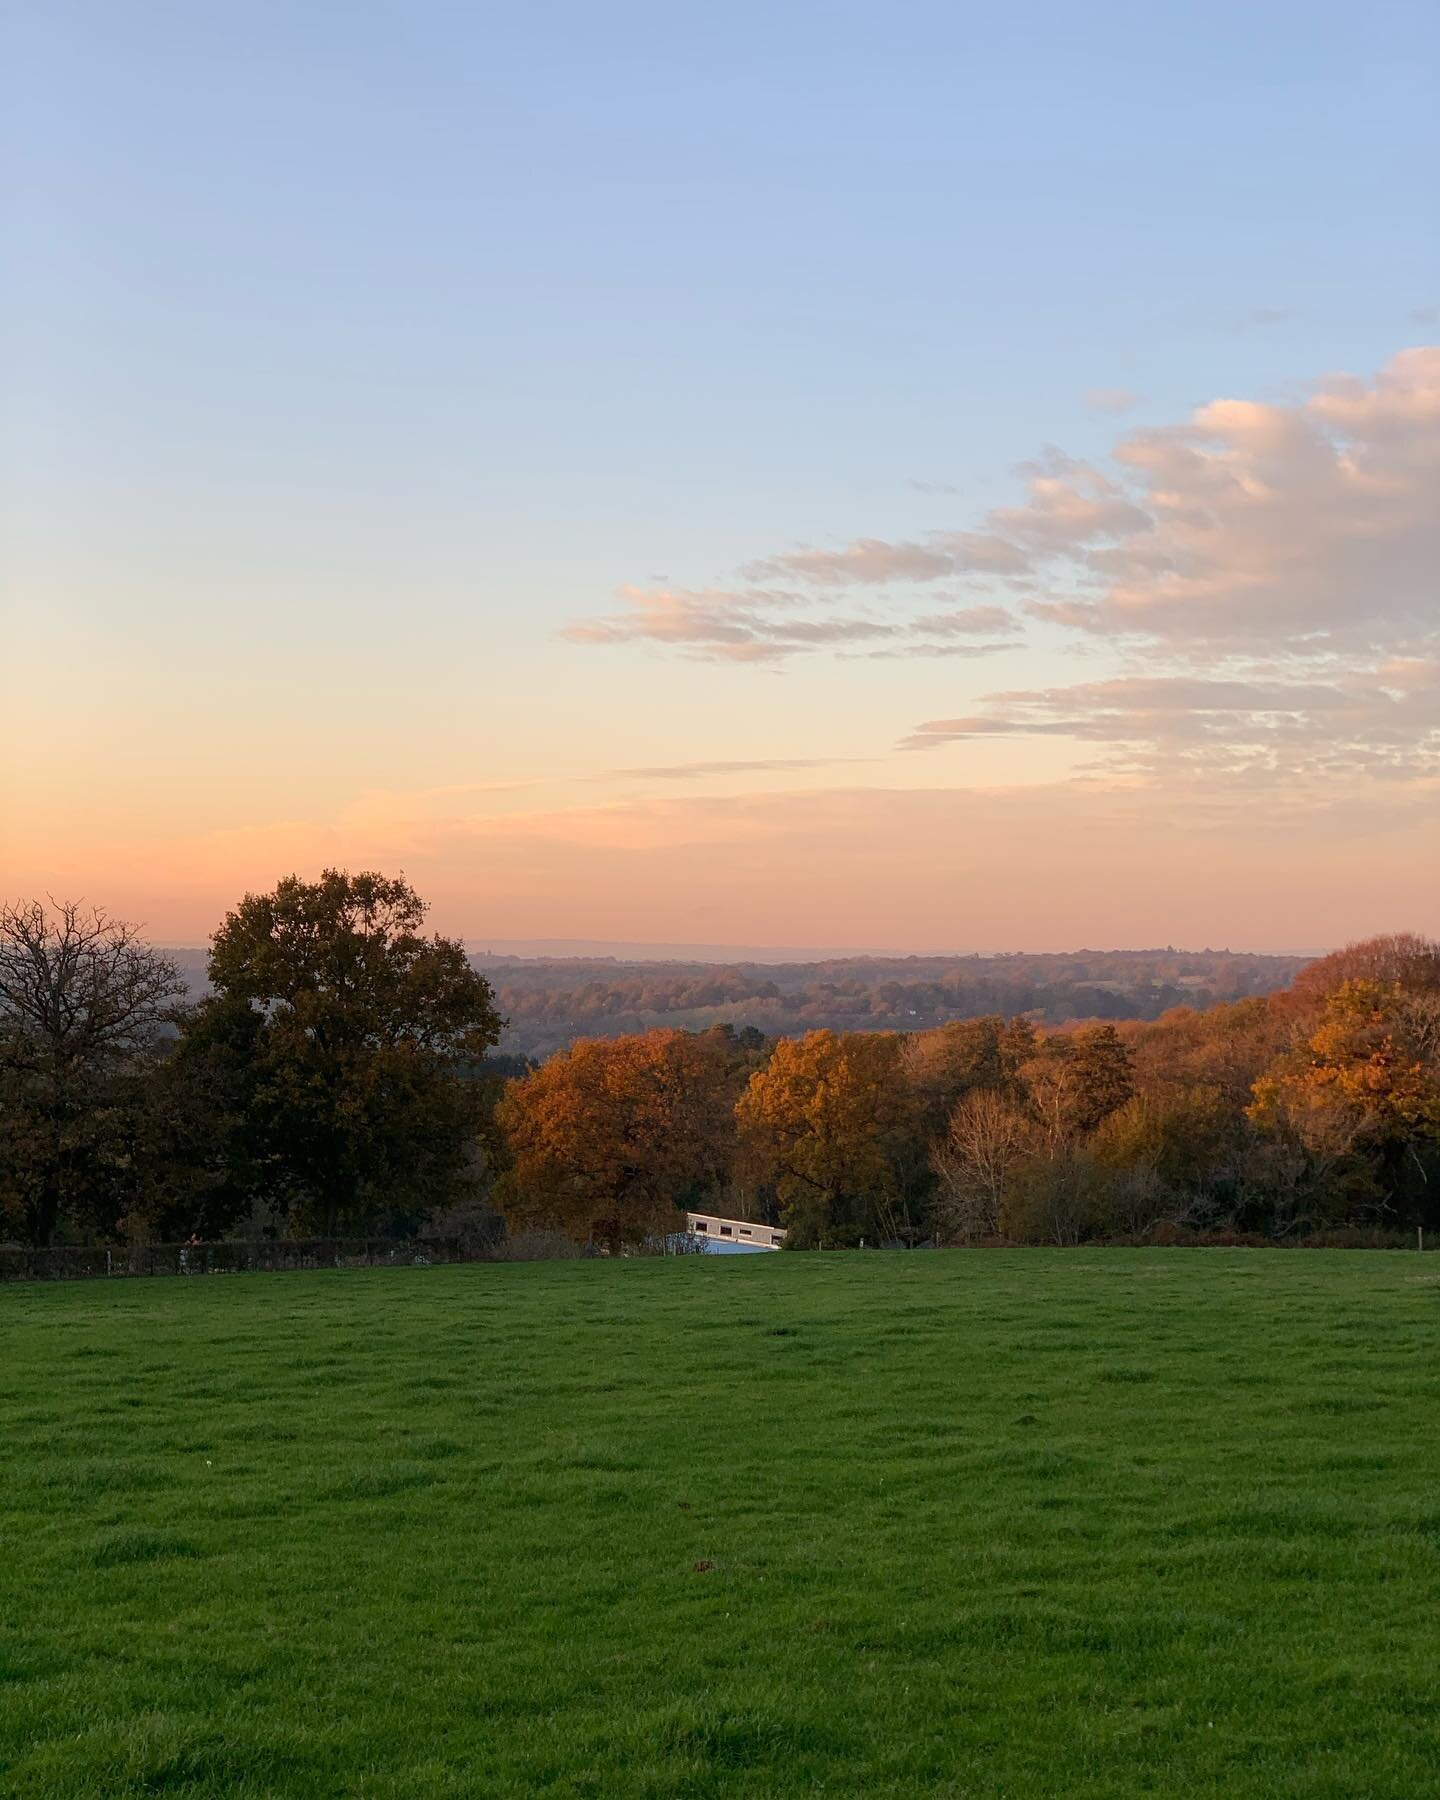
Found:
[2,1250,1438,1796]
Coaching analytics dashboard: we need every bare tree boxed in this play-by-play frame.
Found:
[931,1087,1032,1243]
[0,901,187,1245]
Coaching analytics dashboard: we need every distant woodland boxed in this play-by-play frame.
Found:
[4,873,1437,1260]
[476,948,1306,1057]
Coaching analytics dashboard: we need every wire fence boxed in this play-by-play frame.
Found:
[0,1236,484,1284]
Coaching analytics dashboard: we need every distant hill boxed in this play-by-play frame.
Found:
[476,947,1309,1059]
[160,944,1311,1060]
[466,938,911,963]
[165,949,211,995]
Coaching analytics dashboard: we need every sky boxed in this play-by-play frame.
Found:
[3,1,1437,952]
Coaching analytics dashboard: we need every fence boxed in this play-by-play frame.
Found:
[3,1225,1419,1283]
[0,1236,487,1284]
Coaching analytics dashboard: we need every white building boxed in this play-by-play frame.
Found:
[685,1212,786,1251]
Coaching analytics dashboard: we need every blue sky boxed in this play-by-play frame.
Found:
[4,2,1437,947]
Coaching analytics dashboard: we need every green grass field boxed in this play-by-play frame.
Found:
[3,1251,1439,1798]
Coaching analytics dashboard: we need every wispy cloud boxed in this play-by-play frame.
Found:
[563,581,1024,664]
[853,641,1022,661]
[602,757,864,781]
[742,531,1027,586]
[910,605,1016,636]
[902,663,1440,785]
[564,348,1440,750]
[560,586,835,662]
[990,455,1151,551]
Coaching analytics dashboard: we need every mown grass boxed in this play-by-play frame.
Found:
[2,1251,1439,1797]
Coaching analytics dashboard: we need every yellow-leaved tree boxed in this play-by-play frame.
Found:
[1248,979,1440,1222]
[735,1029,917,1246]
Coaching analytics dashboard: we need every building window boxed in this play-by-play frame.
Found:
[771,1236,783,1246]
[693,1220,708,1231]
[740,1228,751,1237]
[720,1225,732,1236]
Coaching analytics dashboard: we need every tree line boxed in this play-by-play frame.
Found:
[0,875,503,1248]
[481,948,1307,1057]
[3,872,1437,1254]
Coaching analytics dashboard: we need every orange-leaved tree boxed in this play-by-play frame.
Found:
[495,1029,740,1250]
[1248,978,1440,1221]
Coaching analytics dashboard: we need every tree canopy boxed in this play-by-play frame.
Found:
[6,918,1439,1254]
[495,1028,742,1250]
[736,1029,918,1246]
[184,871,503,1236]
[0,902,186,1246]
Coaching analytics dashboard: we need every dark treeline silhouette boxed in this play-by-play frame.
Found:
[3,876,1437,1258]
[1,876,505,1251]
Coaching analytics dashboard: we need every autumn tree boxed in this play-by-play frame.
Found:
[1119,998,1278,1112]
[903,1015,1006,1140]
[735,1029,918,1246]
[1090,1091,1210,1193]
[0,901,188,1246]
[179,871,503,1236]
[1085,1091,1238,1236]
[998,1015,1039,1082]
[1248,979,1440,1224]
[998,1148,1107,1245]
[1286,934,1440,1012]
[931,1087,1032,1243]
[1070,1026,1136,1131]
[1019,1024,1134,1148]
[494,1029,741,1249]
